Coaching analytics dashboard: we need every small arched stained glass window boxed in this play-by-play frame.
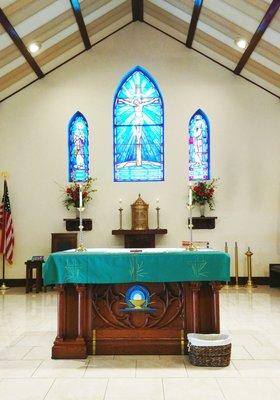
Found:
[113,66,164,182]
[68,111,89,182]
[188,109,210,181]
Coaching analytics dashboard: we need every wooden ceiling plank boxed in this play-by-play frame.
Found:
[81,0,111,14]
[145,2,188,35]
[0,0,56,34]
[0,7,44,78]
[36,2,131,68]
[69,0,91,50]
[0,62,34,91]
[36,31,82,67]
[200,6,280,66]
[234,0,280,75]
[86,2,131,37]
[245,58,280,88]
[0,8,75,70]
[195,29,240,63]
[186,0,203,48]
[132,0,143,21]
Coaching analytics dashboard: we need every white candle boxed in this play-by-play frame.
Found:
[119,198,122,205]
[189,185,193,206]
[156,198,159,206]
[79,186,83,208]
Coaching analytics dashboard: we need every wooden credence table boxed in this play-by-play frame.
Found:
[43,248,230,359]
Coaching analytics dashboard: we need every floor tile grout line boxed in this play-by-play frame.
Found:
[230,360,242,377]
[30,359,44,378]
[268,377,280,394]
[102,378,110,400]
[42,377,56,400]
[215,377,228,400]
[161,377,165,400]
[21,346,35,360]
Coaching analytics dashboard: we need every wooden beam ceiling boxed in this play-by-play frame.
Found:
[234,0,280,75]
[69,0,91,50]
[0,7,44,79]
[132,0,143,22]
[186,0,203,48]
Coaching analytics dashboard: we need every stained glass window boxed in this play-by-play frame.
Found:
[113,66,164,182]
[68,111,89,182]
[188,109,210,181]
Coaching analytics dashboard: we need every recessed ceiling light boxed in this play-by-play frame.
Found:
[235,38,248,49]
[28,42,41,53]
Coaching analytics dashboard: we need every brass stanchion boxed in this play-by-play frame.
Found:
[234,242,240,288]
[245,247,257,289]
[224,242,230,289]
[156,198,160,229]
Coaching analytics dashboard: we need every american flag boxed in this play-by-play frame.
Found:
[0,180,14,264]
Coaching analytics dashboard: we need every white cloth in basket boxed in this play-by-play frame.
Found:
[187,333,231,347]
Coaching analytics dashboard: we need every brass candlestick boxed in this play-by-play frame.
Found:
[186,204,196,251]
[245,247,257,288]
[224,241,230,289]
[234,242,240,288]
[119,207,123,230]
[156,207,160,229]
[75,184,86,252]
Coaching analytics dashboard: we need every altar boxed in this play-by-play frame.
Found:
[43,248,230,359]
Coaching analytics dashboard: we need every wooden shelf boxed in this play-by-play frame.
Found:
[112,229,167,235]
[64,218,92,231]
[112,229,168,248]
[188,217,217,229]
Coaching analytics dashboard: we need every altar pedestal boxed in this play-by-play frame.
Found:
[43,249,230,359]
[52,281,223,358]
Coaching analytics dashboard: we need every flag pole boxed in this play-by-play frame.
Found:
[0,254,9,291]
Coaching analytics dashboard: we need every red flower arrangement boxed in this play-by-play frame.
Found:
[63,177,97,210]
[191,179,218,210]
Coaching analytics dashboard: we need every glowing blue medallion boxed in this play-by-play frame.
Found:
[123,285,156,312]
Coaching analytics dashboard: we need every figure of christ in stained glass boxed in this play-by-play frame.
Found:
[114,66,164,182]
[68,111,89,182]
[188,109,210,181]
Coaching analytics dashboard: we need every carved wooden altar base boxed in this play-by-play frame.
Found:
[52,282,223,359]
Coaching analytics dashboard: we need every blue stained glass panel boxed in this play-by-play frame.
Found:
[188,109,210,181]
[113,66,164,182]
[68,111,89,182]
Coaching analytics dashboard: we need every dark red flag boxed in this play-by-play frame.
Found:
[0,180,14,264]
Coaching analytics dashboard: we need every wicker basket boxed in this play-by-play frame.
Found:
[187,333,231,367]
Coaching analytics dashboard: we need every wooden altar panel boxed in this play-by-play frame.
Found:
[92,283,184,355]
[52,282,222,359]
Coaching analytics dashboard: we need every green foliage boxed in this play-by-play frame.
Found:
[63,177,97,210]
[191,179,218,210]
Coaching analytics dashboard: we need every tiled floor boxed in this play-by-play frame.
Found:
[0,286,280,399]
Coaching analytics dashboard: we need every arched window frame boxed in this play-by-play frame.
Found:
[188,108,210,181]
[113,65,164,182]
[68,111,89,182]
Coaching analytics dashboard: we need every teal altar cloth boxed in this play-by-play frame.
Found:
[43,248,230,285]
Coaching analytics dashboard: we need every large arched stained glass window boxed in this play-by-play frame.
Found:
[113,66,164,182]
[68,111,89,182]
[188,109,210,181]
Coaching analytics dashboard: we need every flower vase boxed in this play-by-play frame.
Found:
[199,204,206,217]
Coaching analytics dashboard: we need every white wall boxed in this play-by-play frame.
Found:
[1,23,280,279]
